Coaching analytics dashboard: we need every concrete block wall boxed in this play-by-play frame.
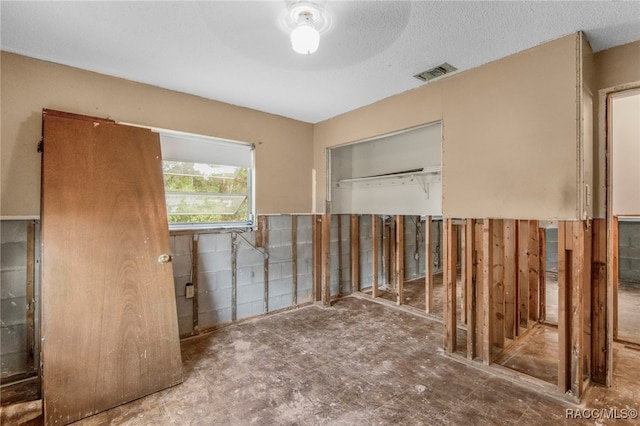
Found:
[619,221,640,283]
[545,227,558,273]
[1,220,39,378]
[172,215,315,336]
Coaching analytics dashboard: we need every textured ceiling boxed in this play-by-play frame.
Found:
[2,1,640,123]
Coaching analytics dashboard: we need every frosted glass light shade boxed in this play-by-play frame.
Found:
[290,24,320,54]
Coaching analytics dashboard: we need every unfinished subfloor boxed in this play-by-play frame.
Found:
[6,296,623,425]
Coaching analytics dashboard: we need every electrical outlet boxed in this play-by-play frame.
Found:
[185,283,194,299]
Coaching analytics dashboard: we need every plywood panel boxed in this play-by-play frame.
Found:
[41,111,182,424]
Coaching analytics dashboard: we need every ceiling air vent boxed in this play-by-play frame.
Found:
[414,63,457,82]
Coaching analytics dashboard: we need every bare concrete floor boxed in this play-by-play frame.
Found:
[53,297,636,425]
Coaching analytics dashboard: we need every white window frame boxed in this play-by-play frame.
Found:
[157,129,255,230]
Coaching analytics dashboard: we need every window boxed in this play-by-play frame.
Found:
[159,131,254,229]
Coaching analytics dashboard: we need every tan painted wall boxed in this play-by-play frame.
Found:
[1,52,314,217]
[315,34,582,220]
[593,41,640,218]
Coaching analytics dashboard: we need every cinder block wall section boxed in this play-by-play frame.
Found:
[0,220,40,378]
[619,220,640,283]
[171,215,315,337]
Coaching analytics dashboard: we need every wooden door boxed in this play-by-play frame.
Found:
[40,110,182,425]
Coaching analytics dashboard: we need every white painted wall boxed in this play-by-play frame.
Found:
[612,90,640,215]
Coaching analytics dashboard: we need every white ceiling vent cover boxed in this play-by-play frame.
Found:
[414,63,457,82]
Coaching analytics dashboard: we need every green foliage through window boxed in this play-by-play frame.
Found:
[163,161,250,225]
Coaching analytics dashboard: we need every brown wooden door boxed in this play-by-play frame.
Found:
[40,110,182,425]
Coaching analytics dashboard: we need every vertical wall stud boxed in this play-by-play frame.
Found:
[503,219,517,340]
[517,220,530,332]
[261,216,270,313]
[425,215,434,314]
[321,213,331,306]
[591,218,607,385]
[191,234,199,331]
[292,215,298,306]
[395,215,405,305]
[372,215,379,298]
[492,219,505,350]
[539,227,547,322]
[313,215,322,302]
[528,220,540,322]
[460,220,467,324]
[231,232,238,321]
[338,215,344,294]
[474,220,485,358]
[351,215,360,293]
[26,220,36,371]
[465,219,476,359]
[558,221,571,393]
[443,219,457,353]
[482,219,494,365]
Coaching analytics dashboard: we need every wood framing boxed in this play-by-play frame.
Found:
[313,215,322,302]
[191,235,199,330]
[528,220,540,322]
[558,221,571,393]
[231,233,238,321]
[612,216,619,339]
[460,220,467,324]
[351,215,360,292]
[395,215,405,305]
[591,218,607,385]
[425,216,434,314]
[372,215,379,298]
[292,216,298,305]
[503,219,517,340]
[517,220,530,331]
[492,219,505,350]
[256,215,268,248]
[262,216,270,313]
[321,214,331,305]
[25,220,36,371]
[465,219,477,360]
[443,219,457,353]
[539,227,547,322]
[382,218,390,287]
[481,219,494,364]
[474,220,485,358]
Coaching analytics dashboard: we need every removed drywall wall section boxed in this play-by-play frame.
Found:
[0,51,314,218]
[1,220,39,379]
[171,215,315,336]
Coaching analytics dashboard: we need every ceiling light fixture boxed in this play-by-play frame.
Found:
[284,1,332,55]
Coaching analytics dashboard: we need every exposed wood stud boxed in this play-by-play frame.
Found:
[474,220,485,358]
[591,218,607,385]
[460,221,467,324]
[570,221,585,398]
[351,215,360,293]
[612,216,619,340]
[292,216,298,306]
[558,221,570,394]
[338,215,344,294]
[539,227,547,322]
[465,219,476,360]
[382,218,390,286]
[321,214,331,306]
[517,220,530,331]
[372,215,379,298]
[482,219,494,365]
[26,220,36,371]
[191,235,199,331]
[395,215,405,305]
[262,216,270,313]
[425,216,434,314]
[256,215,268,248]
[503,219,517,340]
[313,215,323,302]
[528,220,540,322]
[492,219,505,350]
[231,233,238,321]
[443,219,457,353]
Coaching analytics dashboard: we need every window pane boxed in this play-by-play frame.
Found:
[165,193,246,215]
